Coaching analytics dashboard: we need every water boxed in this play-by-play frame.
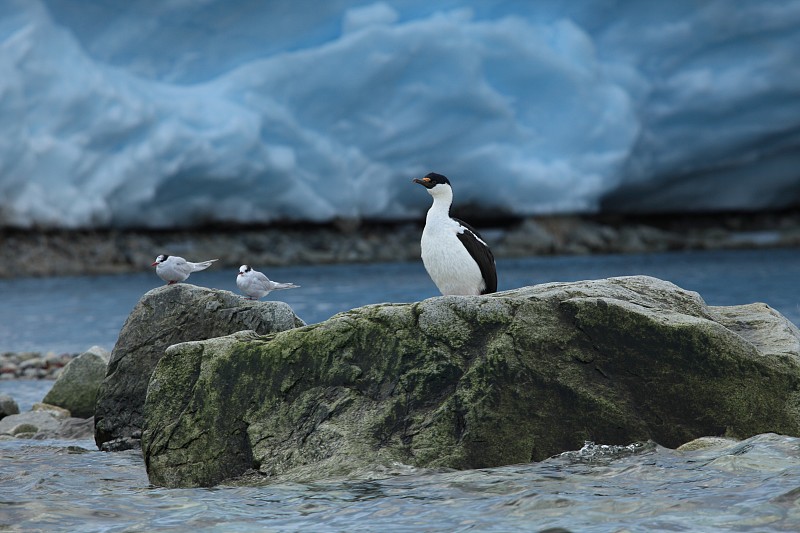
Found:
[2,380,49,412]
[1,430,799,531]
[1,248,799,354]
[2,248,800,531]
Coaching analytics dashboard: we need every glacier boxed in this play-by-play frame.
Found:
[1,0,800,229]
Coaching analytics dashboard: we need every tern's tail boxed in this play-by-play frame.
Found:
[191,259,218,272]
[274,282,299,290]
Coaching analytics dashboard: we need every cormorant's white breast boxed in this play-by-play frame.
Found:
[413,172,497,296]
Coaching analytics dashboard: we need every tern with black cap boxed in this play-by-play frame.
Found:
[151,254,217,284]
[237,265,300,300]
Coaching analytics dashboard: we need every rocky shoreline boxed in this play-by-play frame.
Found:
[1,351,76,380]
[0,347,109,440]
[2,210,800,278]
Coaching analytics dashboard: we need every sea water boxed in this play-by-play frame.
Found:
[2,248,800,531]
[1,431,799,531]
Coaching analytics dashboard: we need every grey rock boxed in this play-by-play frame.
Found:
[100,436,140,452]
[84,346,111,362]
[19,358,42,370]
[94,284,305,451]
[566,219,611,251]
[499,219,556,255]
[616,227,649,253]
[0,403,94,440]
[0,409,67,436]
[42,348,109,418]
[142,276,800,487]
[677,436,739,452]
[0,393,19,419]
[0,351,79,379]
[55,416,96,439]
[710,302,800,358]
[31,402,72,417]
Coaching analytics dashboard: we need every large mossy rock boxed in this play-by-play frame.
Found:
[142,276,800,487]
[95,284,305,451]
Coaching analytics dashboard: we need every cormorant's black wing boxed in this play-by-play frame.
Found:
[453,217,497,294]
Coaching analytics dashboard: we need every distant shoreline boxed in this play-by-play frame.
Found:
[2,210,800,278]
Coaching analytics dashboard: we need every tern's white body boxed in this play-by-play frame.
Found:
[237,265,299,300]
[153,255,217,284]
[420,186,486,296]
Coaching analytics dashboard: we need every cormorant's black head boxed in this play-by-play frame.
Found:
[413,172,450,189]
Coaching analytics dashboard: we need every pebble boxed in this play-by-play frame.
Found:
[0,352,76,380]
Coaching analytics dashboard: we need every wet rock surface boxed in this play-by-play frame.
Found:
[0,402,95,440]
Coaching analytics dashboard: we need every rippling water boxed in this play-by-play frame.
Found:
[2,249,800,531]
[2,430,799,532]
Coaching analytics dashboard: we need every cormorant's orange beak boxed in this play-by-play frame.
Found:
[413,176,434,188]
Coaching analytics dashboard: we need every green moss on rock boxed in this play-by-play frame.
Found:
[142,276,800,487]
[42,347,109,418]
[95,284,304,451]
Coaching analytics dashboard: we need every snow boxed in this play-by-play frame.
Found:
[1,0,799,228]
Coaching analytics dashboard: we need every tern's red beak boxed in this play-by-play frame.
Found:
[151,262,158,267]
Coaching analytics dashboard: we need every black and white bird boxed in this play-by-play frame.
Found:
[413,172,497,296]
[151,254,218,284]
[237,265,300,300]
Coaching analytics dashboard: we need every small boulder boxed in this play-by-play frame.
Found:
[0,393,19,419]
[0,404,71,437]
[677,436,739,452]
[94,284,305,451]
[54,417,96,439]
[31,402,71,417]
[42,346,110,418]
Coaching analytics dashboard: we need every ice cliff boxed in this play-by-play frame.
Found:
[2,0,800,228]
